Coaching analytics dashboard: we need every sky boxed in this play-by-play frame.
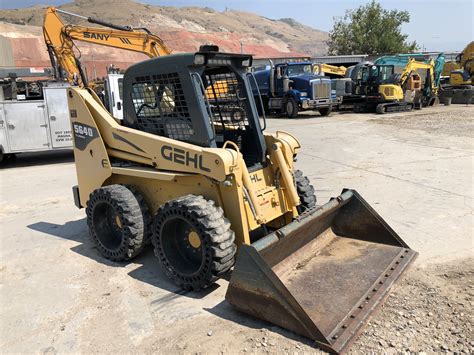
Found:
[1,0,473,52]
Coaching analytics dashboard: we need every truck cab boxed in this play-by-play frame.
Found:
[254,62,332,118]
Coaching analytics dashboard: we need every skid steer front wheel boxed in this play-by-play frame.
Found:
[86,184,150,261]
[153,195,236,291]
[295,170,317,213]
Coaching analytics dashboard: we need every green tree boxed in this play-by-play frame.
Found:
[327,0,418,55]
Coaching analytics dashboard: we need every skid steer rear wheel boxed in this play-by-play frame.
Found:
[153,195,236,291]
[295,170,317,213]
[86,184,150,261]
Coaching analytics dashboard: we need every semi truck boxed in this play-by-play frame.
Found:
[254,61,333,118]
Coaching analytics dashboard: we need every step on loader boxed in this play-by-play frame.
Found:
[67,45,417,353]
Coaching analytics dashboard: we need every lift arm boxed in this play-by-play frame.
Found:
[43,7,171,87]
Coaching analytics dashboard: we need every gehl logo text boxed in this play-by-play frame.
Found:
[161,146,210,172]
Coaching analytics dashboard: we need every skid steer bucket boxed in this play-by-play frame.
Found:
[226,189,417,354]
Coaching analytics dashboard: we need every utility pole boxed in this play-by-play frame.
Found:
[240,42,243,54]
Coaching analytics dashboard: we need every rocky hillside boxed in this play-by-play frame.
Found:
[0,0,328,77]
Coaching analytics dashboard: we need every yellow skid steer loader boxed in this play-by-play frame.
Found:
[67,45,417,353]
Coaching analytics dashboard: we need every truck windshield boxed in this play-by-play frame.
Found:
[286,64,312,76]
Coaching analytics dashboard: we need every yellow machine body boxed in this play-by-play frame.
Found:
[378,84,404,101]
[64,33,417,352]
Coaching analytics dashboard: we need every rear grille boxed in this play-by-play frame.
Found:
[312,82,331,99]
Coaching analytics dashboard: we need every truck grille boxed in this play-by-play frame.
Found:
[312,81,331,99]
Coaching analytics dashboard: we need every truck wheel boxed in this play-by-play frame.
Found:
[285,97,299,118]
[319,106,332,116]
[86,184,150,261]
[153,195,236,291]
[295,170,316,213]
[376,104,386,114]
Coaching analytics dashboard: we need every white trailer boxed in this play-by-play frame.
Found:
[0,82,73,162]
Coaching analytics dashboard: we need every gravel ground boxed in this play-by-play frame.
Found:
[353,259,474,353]
[1,105,472,354]
[370,107,474,137]
[193,259,474,354]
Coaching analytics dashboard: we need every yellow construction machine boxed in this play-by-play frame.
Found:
[64,42,418,353]
[440,42,474,104]
[313,63,347,77]
[43,7,171,88]
[345,58,440,113]
[443,41,474,86]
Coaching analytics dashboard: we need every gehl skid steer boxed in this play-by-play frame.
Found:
[67,45,417,353]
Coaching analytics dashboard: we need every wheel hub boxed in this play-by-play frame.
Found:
[188,230,201,248]
[115,215,122,229]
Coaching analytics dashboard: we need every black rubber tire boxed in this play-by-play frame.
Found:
[376,104,386,114]
[127,185,153,245]
[319,105,332,116]
[86,184,150,261]
[284,97,299,118]
[153,195,236,291]
[295,170,317,213]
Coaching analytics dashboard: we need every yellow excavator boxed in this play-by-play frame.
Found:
[43,7,171,88]
[441,42,473,104]
[313,63,347,77]
[43,8,231,114]
[344,58,441,113]
[443,41,474,86]
[50,7,417,353]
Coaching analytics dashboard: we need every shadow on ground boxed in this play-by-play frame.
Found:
[205,300,316,348]
[27,220,320,349]
[0,150,73,169]
[27,219,216,299]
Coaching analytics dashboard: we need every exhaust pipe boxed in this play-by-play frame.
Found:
[269,59,275,97]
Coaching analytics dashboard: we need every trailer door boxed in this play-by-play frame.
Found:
[44,86,73,148]
[3,101,49,152]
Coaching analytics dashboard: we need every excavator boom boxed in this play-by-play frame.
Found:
[43,7,171,86]
[314,63,347,77]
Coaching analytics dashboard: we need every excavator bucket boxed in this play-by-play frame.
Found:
[226,189,417,354]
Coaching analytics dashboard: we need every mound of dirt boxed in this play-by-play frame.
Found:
[0,0,328,78]
[0,0,328,57]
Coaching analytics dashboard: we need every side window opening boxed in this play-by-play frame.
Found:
[131,73,194,141]
[118,78,123,100]
[202,66,262,166]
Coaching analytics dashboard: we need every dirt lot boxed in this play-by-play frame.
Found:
[1,105,473,353]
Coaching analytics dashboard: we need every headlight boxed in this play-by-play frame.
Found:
[194,54,206,65]
[300,92,307,97]
[241,58,252,67]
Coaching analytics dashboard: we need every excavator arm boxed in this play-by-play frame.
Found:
[43,7,171,87]
[399,58,440,95]
[313,63,347,77]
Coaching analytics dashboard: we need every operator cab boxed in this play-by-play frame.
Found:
[348,63,397,95]
[122,46,266,169]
